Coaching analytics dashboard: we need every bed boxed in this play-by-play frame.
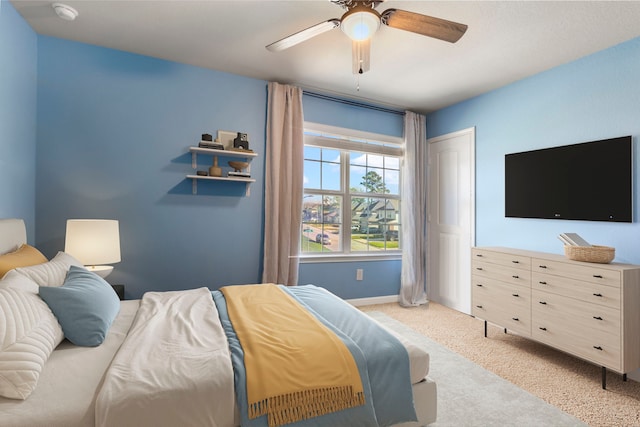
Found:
[0,218,437,427]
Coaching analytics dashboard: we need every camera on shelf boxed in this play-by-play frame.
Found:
[233,132,249,150]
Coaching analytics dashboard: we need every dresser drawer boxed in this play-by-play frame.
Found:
[532,292,621,371]
[532,320,621,370]
[472,260,530,288]
[473,277,530,311]
[532,258,621,287]
[472,248,530,270]
[473,282,531,337]
[532,290,620,338]
[532,272,621,309]
[473,296,531,337]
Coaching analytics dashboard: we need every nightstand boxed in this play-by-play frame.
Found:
[111,284,125,301]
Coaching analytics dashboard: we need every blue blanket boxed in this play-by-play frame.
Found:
[212,285,417,427]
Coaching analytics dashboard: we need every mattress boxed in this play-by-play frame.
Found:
[374,316,430,384]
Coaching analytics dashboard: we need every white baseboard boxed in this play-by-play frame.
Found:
[627,369,640,383]
[346,294,398,307]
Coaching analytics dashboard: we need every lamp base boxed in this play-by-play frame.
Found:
[86,265,114,278]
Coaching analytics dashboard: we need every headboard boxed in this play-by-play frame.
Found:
[0,218,27,255]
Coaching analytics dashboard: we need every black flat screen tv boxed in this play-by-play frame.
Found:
[505,136,632,222]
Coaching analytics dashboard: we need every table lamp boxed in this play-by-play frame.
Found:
[65,219,121,278]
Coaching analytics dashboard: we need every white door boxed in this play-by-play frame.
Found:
[427,128,475,314]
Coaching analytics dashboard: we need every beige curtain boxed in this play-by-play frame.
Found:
[262,82,304,286]
[399,111,428,307]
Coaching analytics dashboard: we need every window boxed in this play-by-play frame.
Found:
[301,123,403,258]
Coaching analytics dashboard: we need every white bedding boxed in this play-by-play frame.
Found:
[95,288,235,427]
[0,300,139,427]
[0,294,432,427]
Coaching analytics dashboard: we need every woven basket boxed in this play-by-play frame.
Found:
[564,245,615,264]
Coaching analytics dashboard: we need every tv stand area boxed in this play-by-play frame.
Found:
[471,246,640,389]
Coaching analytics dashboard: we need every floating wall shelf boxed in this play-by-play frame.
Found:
[187,146,258,196]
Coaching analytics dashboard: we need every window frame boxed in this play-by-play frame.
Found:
[300,122,403,263]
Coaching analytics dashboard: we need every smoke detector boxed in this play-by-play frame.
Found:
[52,3,78,21]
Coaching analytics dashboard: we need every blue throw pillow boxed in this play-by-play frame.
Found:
[39,265,120,346]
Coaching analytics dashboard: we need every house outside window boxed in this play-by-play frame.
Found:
[301,123,403,260]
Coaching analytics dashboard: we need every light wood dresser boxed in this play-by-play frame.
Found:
[471,246,640,389]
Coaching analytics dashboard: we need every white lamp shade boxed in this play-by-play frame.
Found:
[341,8,380,41]
[65,219,121,266]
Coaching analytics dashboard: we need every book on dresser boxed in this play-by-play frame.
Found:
[471,246,640,389]
[558,233,591,246]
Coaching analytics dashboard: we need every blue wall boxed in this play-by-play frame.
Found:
[0,1,38,242]
[2,17,403,299]
[427,37,640,264]
[34,36,267,299]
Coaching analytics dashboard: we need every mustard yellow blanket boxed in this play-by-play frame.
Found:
[220,284,365,427]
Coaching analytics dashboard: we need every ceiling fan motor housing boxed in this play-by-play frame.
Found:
[332,0,384,10]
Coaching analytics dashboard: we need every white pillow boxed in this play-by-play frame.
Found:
[0,287,64,399]
[0,270,40,293]
[13,251,83,289]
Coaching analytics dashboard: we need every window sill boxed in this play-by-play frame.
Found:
[298,253,402,264]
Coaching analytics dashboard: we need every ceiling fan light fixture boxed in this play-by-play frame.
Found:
[341,7,380,41]
[52,3,78,21]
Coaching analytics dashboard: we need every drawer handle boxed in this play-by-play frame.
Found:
[593,275,603,279]
[539,301,547,305]
[593,346,603,351]
[512,260,520,264]
[512,317,519,321]
[539,265,547,269]
[476,267,483,271]
[539,281,547,285]
[512,294,519,297]
[476,305,483,309]
[476,284,483,287]
[539,327,547,331]
[593,316,603,321]
[512,275,519,279]
[593,293,603,297]
[476,254,483,257]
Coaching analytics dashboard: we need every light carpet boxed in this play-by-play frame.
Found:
[362,302,640,427]
[368,310,587,427]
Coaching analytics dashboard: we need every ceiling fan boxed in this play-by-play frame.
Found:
[266,0,468,74]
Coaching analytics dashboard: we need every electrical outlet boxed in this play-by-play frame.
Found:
[356,269,363,281]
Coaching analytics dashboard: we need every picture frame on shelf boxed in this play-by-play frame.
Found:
[217,130,242,150]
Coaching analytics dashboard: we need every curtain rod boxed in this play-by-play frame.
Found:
[303,91,406,116]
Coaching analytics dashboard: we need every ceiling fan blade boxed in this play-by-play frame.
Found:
[266,19,340,52]
[381,9,467,43]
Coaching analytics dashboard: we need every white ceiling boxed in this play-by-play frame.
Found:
[10,0,640,113]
